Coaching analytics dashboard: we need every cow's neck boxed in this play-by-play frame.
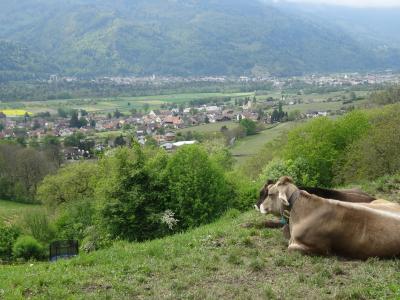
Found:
[287,189,301,209]
[281,189,301,223]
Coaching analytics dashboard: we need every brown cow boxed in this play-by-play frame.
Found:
[261,176,400,259]
[255,180,375,230]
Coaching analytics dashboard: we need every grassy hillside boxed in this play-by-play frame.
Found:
[231,122,295,165]
[0,200,42,225]
[1,209,399,299]
[0,0,397,77]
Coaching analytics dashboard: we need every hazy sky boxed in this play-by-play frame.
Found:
[279,0,400,7]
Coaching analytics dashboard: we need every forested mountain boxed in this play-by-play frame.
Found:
[0,0,399,77]
[0,40,57,81]
[271,2,400,49]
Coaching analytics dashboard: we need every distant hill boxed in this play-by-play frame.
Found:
[0,0,399,77]
[0,40,57,81]
[271,2,400,49]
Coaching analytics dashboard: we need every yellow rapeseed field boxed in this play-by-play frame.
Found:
[0,109,30,116]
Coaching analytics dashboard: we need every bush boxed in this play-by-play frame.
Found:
[239,119,257,136]
[55,200,95,241]
[96,146,169,241]
[226,172,258,211]
[37,161,98,208]
[336,105,400,184]
[164,145,232,229]
[12,235,44,261]
[21,210,56,244]
[0,224,20,261]
[283,111,369,187]
[260,158,319,187]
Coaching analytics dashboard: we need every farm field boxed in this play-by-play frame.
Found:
[0,200,43,225]
[1,208,399,299]
[177,121,237,134]
[0,92,254,115]
[0,109,30,116]
[231,122,295,165]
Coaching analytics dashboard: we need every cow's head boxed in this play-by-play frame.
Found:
[254,179,275,211]
[259,176,298,216]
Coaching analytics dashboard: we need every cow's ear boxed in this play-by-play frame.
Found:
[277,176,293,185]
[279,190,289,206]
[267,179,275,185]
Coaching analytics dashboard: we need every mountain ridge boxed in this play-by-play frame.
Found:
[0,0,399,78]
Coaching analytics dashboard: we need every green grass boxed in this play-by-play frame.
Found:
[1,210,399,299]
[231,122,295,165]
[177,121,237,134]
[0,200,42,225]
[4,92,254,115]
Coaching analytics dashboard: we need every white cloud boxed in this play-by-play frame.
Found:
[276,0,400,7]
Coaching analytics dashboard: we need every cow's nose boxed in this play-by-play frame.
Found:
[259,204,268,214]
[254,204,260,211]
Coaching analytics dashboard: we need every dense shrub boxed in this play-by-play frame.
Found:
[96,146,169,241]
[260,158,319,187]
[37,161,98,208]
[239,119,257,136]
[12,235,44,261]
[283,111,370,186]
[0,224,20,261]
[21,210,56,244]
[54,200,95,241]
[164,145,232,229]
[95,144,234,240]
[226,172,258,211]
[336,105,400,184]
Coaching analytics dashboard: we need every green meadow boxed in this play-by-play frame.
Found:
[1,92,254,115]
[1,209,399,299]
[0,200,42,225]
[231,122,295,165]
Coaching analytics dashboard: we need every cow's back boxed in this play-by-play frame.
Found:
[289,195,400,259]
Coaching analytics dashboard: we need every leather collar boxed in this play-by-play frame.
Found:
[281,189,301,224]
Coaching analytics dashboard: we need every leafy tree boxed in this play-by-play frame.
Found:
[114,135,126,147]
[164,145,231,229]
[37,161,98,208]
[145,137,158,148]
[79,117,88,127]
[64,132,85,147]
[337,105,400,183]
[96,146,168,241]
[239,119,257,136]
[288,110,301,121]
[113,109,123,118]
[0,224,20,261]
[43,135,63,166]
[69,110,80,128]
[284,117,338,186]
[283,111,370,186]
[57,108,68,118]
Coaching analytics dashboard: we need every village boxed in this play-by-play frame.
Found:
[0,92,340,161]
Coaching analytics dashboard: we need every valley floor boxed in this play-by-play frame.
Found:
[1,210,399,299]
